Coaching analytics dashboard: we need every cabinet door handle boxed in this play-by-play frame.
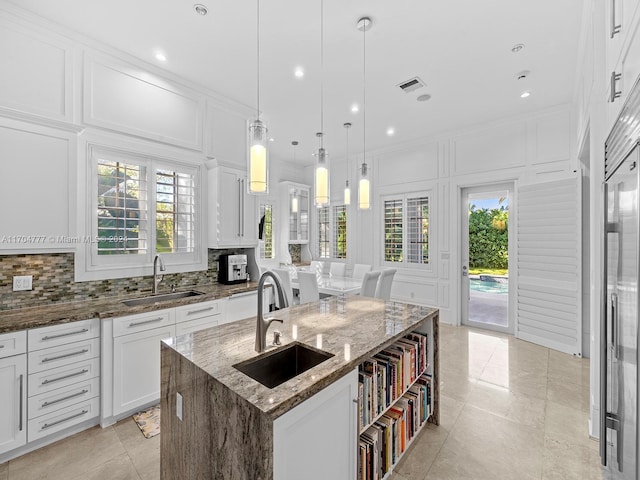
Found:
[611,0,621,38]
[129,317,164,328]
[42,410,88,430]
[41,349,89,363]
[242,179,245,237]
[18,374,23,431]
[187,306,215,315]
[42,328,89,341]
[611,71,622,102]
[611,293,619,359]
[42,368,89,385]
[42,389,89,408]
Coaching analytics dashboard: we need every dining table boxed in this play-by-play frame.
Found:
[290,272,362,296]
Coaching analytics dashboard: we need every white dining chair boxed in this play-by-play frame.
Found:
[360,271,381,298]
[329,262,346,277]
[374,269,397,301]
[352,264,372,281]
[297,271,320,305]
[271,268,295,306]
[309,261,324,278]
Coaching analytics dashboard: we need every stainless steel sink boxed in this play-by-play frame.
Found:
[122,290,204,307]
[233,342,334,389]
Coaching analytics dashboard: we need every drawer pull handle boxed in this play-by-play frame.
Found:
[42,369,89,385]
[42,328,89,341]
[42,389,89,408]
[187,306,214,315]
[129,317,164,328]
[42,410,88,430]
[18,374,24,431]
[41,349,89,363]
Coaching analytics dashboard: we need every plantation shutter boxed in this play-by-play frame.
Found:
[516,176,582,356]
[156,168,196,254]
[332,205,347,259]
[406,196,430,265]
[384,199,403,262]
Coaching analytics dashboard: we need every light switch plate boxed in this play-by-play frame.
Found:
[13,275,33,291]
[176,392,183,421]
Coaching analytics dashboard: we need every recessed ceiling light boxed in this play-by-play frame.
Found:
[155,52,167,62]
[386,127,395,136]
[269,138,275,142]
[417,94,431,102]
[294,67,304,78]
[511,43,525,53]
[520,91,531,98]
[351,104,359,113]
[194,4,208,15]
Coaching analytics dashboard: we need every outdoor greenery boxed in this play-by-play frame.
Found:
[468,205,509,269]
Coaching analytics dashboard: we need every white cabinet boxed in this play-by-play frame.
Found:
[0,332,27,456]
[175,299,224,336]
[224,291,258,324]
[27,318,100,442]
[110,310,175,416]
[273,369,358,480]
[208,166,258,248]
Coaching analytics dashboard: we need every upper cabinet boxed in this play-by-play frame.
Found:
[605,0,640,130]
[208,166,258,248]
[280,182,310,244]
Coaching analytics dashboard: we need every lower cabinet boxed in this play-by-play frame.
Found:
[225,291,259,324]
[273,370,358,480]
[0,352,27,455]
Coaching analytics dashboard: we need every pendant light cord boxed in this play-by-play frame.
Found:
[362,20,366,168]
[256,0,260,120]
[320,0,324,148]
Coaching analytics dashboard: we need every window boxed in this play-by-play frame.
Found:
[383,194,430,266]
[260,203,274,259]
[317,204,348,260]
[333,205,347,259]
[82,144,205,280]
[318,206,330,258]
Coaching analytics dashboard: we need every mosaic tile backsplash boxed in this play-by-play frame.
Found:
[0,249,240,311]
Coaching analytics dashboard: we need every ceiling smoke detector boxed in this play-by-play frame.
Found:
[417,94,432,102]
[397,76,426,93]
[511,43,525,53]
[194,4,208,15]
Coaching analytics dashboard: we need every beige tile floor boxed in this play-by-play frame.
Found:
[0,324,603,480]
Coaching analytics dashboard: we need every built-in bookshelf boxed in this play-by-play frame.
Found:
[357,328,435,480]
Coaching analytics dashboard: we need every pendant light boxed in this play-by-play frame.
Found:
[314,0,329,207]
[247,0,268,194]
[343,123,351,205]
[357,17,372,210]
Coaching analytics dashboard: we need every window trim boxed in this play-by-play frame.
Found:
[316,203,348,261]
[381,191,431,271]
[76,137,207,281]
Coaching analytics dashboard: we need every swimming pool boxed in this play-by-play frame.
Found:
[470,277,509,294]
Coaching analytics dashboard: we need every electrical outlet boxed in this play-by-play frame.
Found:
[176,392,183,420]
[13,275,33,291]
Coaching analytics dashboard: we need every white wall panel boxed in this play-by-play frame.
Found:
[452,124,526,175]
[391,276,438,305]
[377,143,439,186]
[84,56,204,150]
[0,20,72,121]
[206,103,247,164]
[534,111,571,165]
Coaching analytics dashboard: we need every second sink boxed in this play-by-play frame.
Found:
[122,290,204,307]
[233,342,334,389]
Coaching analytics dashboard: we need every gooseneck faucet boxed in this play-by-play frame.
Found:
[255,271,288,353]
[153,255,165,294]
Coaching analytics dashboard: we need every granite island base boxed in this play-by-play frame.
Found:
[160,296,439,480]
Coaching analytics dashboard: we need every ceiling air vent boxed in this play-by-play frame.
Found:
[397,76,425,93]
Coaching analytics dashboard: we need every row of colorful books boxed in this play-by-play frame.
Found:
[358,373,433,480]
[358,331,429,431]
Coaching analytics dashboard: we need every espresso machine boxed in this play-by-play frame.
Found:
[218,254,248,284]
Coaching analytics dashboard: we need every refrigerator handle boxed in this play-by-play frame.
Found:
[600,181,609,466]
[611,292,618,360]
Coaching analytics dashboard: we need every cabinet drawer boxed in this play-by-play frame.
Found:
[0,330,27,359]
[28,318,100,351]
[28,338,100,374]
[28,357,100,397]
[175,300,223,324]
[112,310,173,337]
[28,377,100,420]
[28,397,99,442]
[175,316,218,336]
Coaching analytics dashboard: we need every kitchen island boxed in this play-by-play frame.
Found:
[160,295,439,480]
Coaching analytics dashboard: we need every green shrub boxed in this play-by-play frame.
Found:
[468,207,508,269]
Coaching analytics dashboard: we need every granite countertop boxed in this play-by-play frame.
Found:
[162,295,438,419]
[0,282,260,333]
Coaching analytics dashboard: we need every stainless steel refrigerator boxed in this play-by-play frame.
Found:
[601,77,640,478]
